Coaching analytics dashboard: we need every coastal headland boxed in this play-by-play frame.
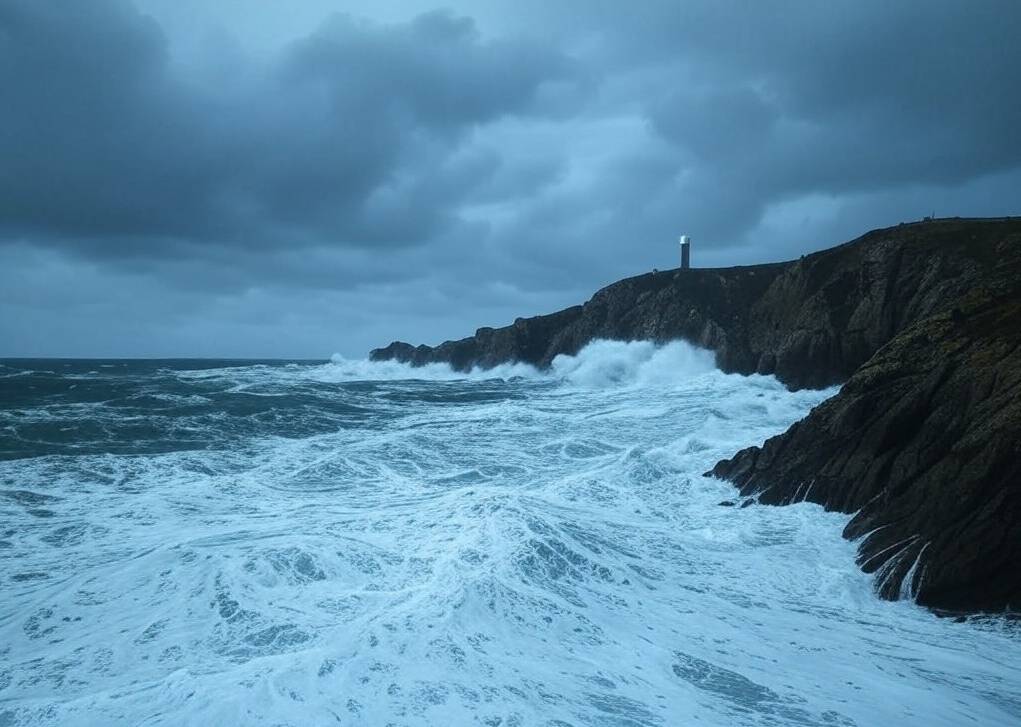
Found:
[371,217,1021,614]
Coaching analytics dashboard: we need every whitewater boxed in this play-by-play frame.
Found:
[0,340,1018,726]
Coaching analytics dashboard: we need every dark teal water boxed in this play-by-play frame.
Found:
[1,346,1019,726]
[1,359,347,459]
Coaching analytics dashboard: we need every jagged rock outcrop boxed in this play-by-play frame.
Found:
[373,218,1020,391]
[371,217,1021,613]
[710,259,1021,613]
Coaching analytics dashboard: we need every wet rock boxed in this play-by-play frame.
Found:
[710,273,1021,613]
[371,217,1021,614]
[372,218,1021,392]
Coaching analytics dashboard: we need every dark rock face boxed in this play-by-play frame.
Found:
[372,218,1019,391]
[711,272,1021,613]
[371,217,1021,613]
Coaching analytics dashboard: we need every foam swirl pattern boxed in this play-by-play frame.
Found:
[0,342,1018,725]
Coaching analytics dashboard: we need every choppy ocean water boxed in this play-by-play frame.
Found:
[0,340,1018,726]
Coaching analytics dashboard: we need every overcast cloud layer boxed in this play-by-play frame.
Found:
[2,0,1020,357]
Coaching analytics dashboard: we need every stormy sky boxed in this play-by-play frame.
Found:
[2,1,1020,358]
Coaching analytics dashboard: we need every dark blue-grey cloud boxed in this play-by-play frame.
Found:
[0,1,581,262]
[1,0,1019,357]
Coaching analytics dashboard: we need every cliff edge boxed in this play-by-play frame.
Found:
[371,217,1021,613]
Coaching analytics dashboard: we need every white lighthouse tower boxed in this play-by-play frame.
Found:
[679,235,691,269]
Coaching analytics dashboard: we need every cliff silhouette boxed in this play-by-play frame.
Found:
[372,217,1021,614]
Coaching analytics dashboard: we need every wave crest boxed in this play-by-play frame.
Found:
[325,339,717,388]
[552,339,717,388]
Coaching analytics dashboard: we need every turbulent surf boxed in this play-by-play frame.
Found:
[1,341,1018,726]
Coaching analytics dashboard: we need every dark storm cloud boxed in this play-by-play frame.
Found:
[2,0,1020,357]
[0,0,579,261]
[551,0,1021,251]
[646,1,1021,190]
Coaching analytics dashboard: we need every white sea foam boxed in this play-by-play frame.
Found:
[323,353,543,382]
[0,343,1018,726]
[323,339,717,387]
[551,339,718,388]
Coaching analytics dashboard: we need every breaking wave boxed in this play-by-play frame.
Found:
[0,343,1018,726]
[322,339,718,388]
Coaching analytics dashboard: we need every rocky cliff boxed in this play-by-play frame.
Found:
[372,217,1021,613]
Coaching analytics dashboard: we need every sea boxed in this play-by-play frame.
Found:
[1,340,1019,726]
